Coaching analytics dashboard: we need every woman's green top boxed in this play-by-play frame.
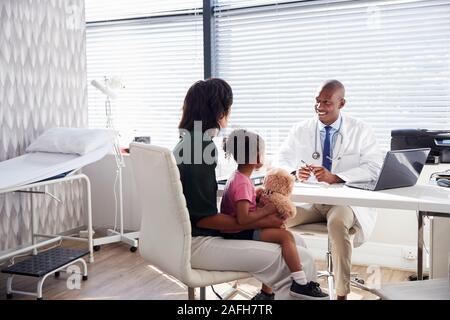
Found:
[174,131,220,237]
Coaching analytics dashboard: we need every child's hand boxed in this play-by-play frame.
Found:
[258,192,270,207]
[277,210,290,221]
[261,203,277,216]
[261,214,284,229]
[271,213,287,228]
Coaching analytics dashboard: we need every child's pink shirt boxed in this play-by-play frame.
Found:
[220,171,257,233]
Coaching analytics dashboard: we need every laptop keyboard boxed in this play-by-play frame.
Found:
[346,181,377,190]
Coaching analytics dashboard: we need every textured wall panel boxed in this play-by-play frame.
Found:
[0,0,87,250]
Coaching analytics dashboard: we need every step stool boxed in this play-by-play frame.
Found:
[1,247,89,300]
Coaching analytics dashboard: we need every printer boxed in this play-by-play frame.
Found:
[391,129,450,164]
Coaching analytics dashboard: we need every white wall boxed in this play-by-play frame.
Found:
[369,209,418,246]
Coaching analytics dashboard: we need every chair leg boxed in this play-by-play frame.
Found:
[350,275,369,291]
[188,285,240,300]
[326,237,335,300]
[200,287,206,300]
[327,251,333,274]
[220,281,243,300]
[188,287,195,300]
[327,275,335,300]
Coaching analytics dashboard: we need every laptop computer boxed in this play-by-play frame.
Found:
[345,148,430,191]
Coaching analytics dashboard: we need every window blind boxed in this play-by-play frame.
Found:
[85,0,202,22]
[214,0,450,153]
[85,0,203,148]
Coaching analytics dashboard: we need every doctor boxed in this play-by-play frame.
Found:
[277,80,382,300]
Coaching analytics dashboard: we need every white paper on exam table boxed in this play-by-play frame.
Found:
[0,144,111,191]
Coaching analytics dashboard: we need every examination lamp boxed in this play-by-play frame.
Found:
[91,79,118,100]
[90,77,128,244]
[90,77,124,128]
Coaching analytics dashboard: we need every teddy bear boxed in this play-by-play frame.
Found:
[256,167,297,220]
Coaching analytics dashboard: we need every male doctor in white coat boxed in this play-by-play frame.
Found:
[277,79,382,300]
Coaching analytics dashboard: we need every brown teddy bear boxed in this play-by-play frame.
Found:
[256,167,297,220]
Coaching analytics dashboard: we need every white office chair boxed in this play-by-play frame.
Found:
[129,143,250,300]
[371,278,450,300]
[289,222,362,300]
[372,251,450,300]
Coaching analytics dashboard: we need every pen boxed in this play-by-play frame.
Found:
[300,159,313,171]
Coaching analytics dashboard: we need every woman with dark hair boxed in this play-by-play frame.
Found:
[178,78,233,133]
[173,78,319,300]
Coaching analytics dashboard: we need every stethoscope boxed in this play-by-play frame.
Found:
[312,117,344,161]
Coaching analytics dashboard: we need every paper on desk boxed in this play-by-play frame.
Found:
[295,180,330,188]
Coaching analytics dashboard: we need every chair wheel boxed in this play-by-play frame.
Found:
[93,245,101,252]
[130,246,137,253]
[55,271,60,278]
[357,278,365,284]
[6,293,13,299]
[408,274,429,281]
[37,297,43,300]
[82,275,88,281]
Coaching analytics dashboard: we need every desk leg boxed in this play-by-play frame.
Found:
[417,211,424,280]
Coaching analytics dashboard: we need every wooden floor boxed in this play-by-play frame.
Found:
[0,241,414,300]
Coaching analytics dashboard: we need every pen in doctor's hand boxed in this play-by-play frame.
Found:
[300,160,313,171]
[297,160,313,181]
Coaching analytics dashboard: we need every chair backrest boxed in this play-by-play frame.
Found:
[129,142,192,282]
[448,251,450,282]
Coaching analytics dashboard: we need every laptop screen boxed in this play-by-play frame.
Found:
[374,148,430,191]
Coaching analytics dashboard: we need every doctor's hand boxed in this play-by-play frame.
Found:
[296,166,312,181]
[310,165,344,184]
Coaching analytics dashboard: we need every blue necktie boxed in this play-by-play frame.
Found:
[322,126,332,171]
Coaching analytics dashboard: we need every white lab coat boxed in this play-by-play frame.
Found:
[276,114,383,247]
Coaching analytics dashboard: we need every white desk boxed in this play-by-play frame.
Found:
[218,183,450,280]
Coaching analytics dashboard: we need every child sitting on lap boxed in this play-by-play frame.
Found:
[220,129,328,300]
